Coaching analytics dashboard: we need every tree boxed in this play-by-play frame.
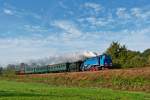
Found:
[106,41,120,59]
[142,49,150,57]
[105,41,146,68]
[0,66,3,75]
[106,42,128,68]
[126,50,140,60]
[147,55,150,65]
[118,45,128,65]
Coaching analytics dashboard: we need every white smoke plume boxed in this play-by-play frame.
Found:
[83,51,98,58]
[28,52,85,66]
[21,51,99,67]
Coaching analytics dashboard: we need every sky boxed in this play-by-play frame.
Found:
[0,0,150,65]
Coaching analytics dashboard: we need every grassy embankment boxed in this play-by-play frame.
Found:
[14,67,150,92]
[0,80,149,100]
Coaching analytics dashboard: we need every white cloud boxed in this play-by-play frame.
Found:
[78,16,114,30]
[130,8,142,18]
[23,25,48,32]
[116,7,150,22]
[52,20,82,40]
[84,2,102,13]
[87,17,113,27]
[2,4,42,20]
[3,9,13,15]
[130,7,150,21]
[116,8,130,19]
[14,9,42,20]
[59,1,68,9]
[0,37,60,66]
[120,28,150,51]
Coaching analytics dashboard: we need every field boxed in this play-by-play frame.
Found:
[1,67,150,100]
[0,80,149,100]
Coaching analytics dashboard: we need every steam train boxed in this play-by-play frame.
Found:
[16,54,112,74]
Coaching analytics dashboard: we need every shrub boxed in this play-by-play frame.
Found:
[2,68,16,78]
[0,67,3,75]
[147,55,150,65]
[124,55,147,68]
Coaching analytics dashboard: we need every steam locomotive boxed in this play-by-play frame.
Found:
[16,54,112,74]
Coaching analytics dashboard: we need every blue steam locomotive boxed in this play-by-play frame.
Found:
[16,54,112,74]
[82,54,112,71]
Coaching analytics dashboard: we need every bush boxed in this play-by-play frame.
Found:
[2,68,16,78]
[0,67,3,75]
[147,55,150,65]
[124,55,147,68]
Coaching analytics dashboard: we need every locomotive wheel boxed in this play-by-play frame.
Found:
[94,67,98,71]
[89,66,98,71]
[89,67,93,71]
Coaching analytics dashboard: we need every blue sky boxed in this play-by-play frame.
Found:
[0,0,150,65]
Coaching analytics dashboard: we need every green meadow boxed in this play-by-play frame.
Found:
[0,80,149,100]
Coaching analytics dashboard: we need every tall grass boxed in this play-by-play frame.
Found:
[6,67,149,92]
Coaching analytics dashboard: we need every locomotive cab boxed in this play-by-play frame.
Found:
[99,54,112,69]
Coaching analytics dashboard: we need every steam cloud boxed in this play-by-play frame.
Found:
[27,51,98,66]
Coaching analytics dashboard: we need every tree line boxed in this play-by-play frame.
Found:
[106,42,150,68]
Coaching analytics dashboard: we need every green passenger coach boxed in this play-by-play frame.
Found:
[25,67,34,74]
[47,63,69,72]
[34,66,48,73]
